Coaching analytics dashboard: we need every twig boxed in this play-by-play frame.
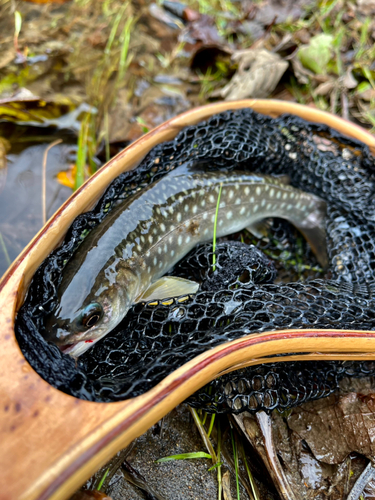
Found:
[42,139,62,224]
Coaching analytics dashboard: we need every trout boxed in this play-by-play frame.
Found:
[44,164,327,356]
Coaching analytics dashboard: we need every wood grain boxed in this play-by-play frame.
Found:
[1,100,375,500]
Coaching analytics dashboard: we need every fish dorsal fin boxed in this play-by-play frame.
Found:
[135,276,199,303]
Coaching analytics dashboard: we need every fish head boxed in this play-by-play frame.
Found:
[44,264,140,357]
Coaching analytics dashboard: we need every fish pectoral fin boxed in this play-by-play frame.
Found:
[274,174,290,185]
[246,219,273,239]
[135,276,199,303]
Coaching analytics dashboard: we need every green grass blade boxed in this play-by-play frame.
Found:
[217,420,222,500]
[207,413,216,438]
[230,427,240,500]
[118,17,133,82]
[74,114,89,191]
[156,452,212,463]
[208,461,223,471]
[212,182,223,271]
[97,468,109,491]
[104,2,128,55]
[189,406,217,465]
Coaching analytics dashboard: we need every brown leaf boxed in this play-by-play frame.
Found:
[314,80,336,97]
[288,392,375,464]
[220,48,288,100]
[222,471,233,500]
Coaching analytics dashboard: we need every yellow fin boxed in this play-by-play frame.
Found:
[135,276,199,303]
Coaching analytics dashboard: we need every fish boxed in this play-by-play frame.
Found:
[44,164,327,357]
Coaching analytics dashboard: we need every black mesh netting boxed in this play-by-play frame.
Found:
[15,109,375,412]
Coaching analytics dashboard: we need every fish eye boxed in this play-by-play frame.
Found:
[80,303,103,329]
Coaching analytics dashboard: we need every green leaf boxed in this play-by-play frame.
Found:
[298,34,334,75]
[208,461,223,471]
[156,452,212,463]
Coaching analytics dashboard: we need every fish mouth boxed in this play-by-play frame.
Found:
[59,338,100,357]
[59,343,76,354]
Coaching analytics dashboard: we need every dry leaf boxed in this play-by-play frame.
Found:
[314,80,336,96]
[288,392,375,464]
[220,49,288,100]
[222,471,233,500]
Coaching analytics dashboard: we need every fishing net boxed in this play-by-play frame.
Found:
[15,108,375,412]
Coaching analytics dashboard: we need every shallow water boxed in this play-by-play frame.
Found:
[0,134,74,277]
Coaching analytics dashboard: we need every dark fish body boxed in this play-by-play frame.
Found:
[45,164,326,356]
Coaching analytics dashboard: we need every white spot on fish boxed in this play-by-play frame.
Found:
[153,257,158,266]
[158,247,162,254]
[226,211,233,219]
[266,203,272,210]
[146,250,150,257]
[280,202,285,209]
[235,184,240,190]
[270,188,274,197]
[169,236,173,244]
[141,235,145,243]
[177,213,182,222]
[185,205,189,212]
[287,204,292,210]
[219,219,224,226]
[159,262,163,269]
[203,212,208,220]
[171,250,175,257]
[164,244,168,253]
[201,200,206,207]
[169,206,174,214]
[256,187,261,196]
[170,225,175,232]
[147,266,151,273]
[209,195,215,203]
[235,198,241,205]
[204,228,209,234]
[228,190,234,200]
[211,214,216,223]
[153,228,158,235]
[254,205,258,212]
[156,207,161,215]
[240,206,246,215]
[283,192,288,200]
[261,199,266,207]
[186,236,191,244]
[192,205,198,214]
[137,245,142,252]
[245,187,250,195]
[148,235,153,244]
[250,197,254,204]
[276,191,281,199]
[178,235,183,246]
[160,223,166,232]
